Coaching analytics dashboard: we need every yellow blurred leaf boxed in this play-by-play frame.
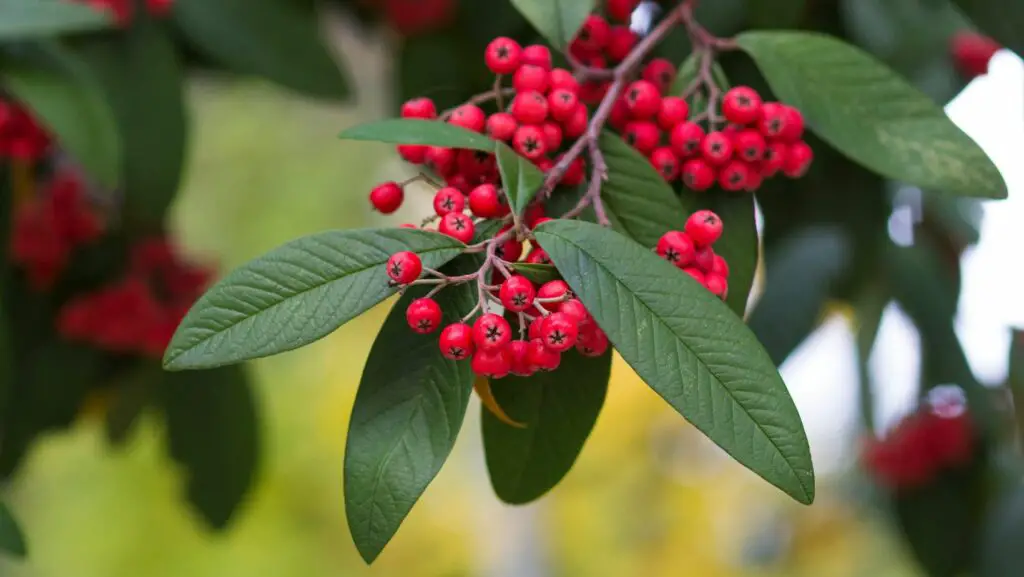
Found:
[474,376,525,429]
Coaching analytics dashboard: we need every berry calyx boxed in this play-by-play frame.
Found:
[513,125,548,159]
[499,275,536,313]
[370,181,404,214]
[485,37,523,75]
[439,212,475,243]
[540,312,579,353]
[386,251,422,285]
[656,230,695,268]
[733,129,766,162]
[406,298,442,334]
[473,313,512,351]
[439,323,474,360]
[432,187,465,216]
[701,131,733,166]
[718,160,749,192]
[721,86,763,125]
[670,121,705,158]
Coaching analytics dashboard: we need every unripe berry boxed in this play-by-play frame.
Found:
[758,102,787,139]
[779,105,805,142]
[473,313,512,351]
[425,146,456,177]
[656,230,695,268]
[449,104,486,132]
[486,112,518,141]
[722,86,763,125]
[386,251,422,284]
[542,122,563,151]
[549,89,580,122]
[432,187,465,216]
[577,326,610,357]
[624,80,662,119]
[563,104,589,139]
[561,156,586,187]
[370,181,404,214]
[507,340,536,377]
[607,0,640,22]
[549,68,579,92]
[521,44,553,70]
[711,254,730,278]
[624,121,661,155]
[468,183,503,218]
[761,141,787,177]
[703,273,728,299]
[511,91,549,125]
[541,312,579,353]
[650,146,680,182]
[733,129,766,162]
[681,158,716,191]
[642,58,677,95]
[513,125,548,159]
[657,96,689,131]
[701,131,733,166]
[782,140,813,178]
[528,338,561,371]
[401,97,437,119]
[574,14,611,51]
[439,212,475,243]
[500,275,536,312]
[685,210,723,247]
[472,349,511,379]
[440,323,474,360]
[406,298,442,334]
[485,37,523,75]
[513,64,550,93]
[718,160,750,191]
[606,26,638,62]
[670,121,705,158]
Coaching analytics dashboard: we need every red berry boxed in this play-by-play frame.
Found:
[446,173,473,195]
[472,348,512,379]
[606,26,638,62]
[513,125,548,159]
[574,14,611,51]
[473,313,512,351]
[439,323,474,360]
[386,251,422,284]
[397,144,428,164]
[563,104,589,139]
[542,122,563,151]
[578,79,610,105]
[507,340,536,377]
[534,156,554,173]
[656,230,695,268]
[486,112,518,141]
[531,217,554,229]
[758,102,787,139]
[523,203,547,228]
[657,96,689,131]
[642,58,677,95]
[609,96,631,131]
[433,187,465,216]
[449,104,486,132]
[528,338,561,371]
[650,146,680,182]
[526,248,551,264]
[783,141,813,178]
[670,121,705,158]
[694,246,715,271]
[549,68,579,92]
[761,141,787,177]
[683,267,705,284]
[439,212,475,243]
[406,298,442,334]
[370,181,404,214]
[425,146,456,177]
[718,160,750,191]
[401,97,437,119]
[500,275,536,312]
[561,156,586,187]
[624,80,662,119]
[722,86,763,125]
[469,184,503,218]
[681,159,715,191]
[577,326,610,357]
[540,312,579,353]
[701,131,733,166]
[456,149,494,179]
[685,210,723,247]
[485,37,523,75]
[538,280,570,301]
[733,129,766,162]
[559,298,592,330]
[513,64,550,93]
[494,236,523,262]
[779,105,805,142]
[528,318,545,341]
[521,45,553,70]
[548,89,580,122]
[511,91,549,125]
[624,121,661,154]
[951,32,1001,79]
[711,255,730,278]
[607,0,640,22]
[703,273,728,300]
[744,166,763,192]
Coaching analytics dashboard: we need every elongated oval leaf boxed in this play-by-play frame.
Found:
[496,142,545,215]
[510,0,595,49]
[345,267,477,564]
[482,350,611,504]
[164,228,465,371]
[0,501,26,558]
[599,132,688,248]
[339,119,496,152]
[0,0,112,40]
[509,263,559,284]
[737,31,1006,199]
[174,0,348,99]
[534,220,814,504]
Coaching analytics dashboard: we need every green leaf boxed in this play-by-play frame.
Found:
[736,31,1007,199]
[894,469,980,577]
[0,501,26,558]
[173,0,348,100]
[671,51,730,96]
[979,485,1024,577]
[598,132,689,248]
[509,0,595,49]
[0,0,112,40]
[747,0,806,28]
[71,18,186,226]
[482,350,611,504]
[344,265,477,563]
[1,43,121,187]
[952,0,1024,56]
[509,263,559,284]
[164,228,465,371]
[339,119,496,152]
[160,365,259,530]
[534,220,814,504]
[495,142,545,216]
[1009,329,1024,439]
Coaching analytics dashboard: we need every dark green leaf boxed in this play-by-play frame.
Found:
[0,0,111,40]
[173,0,348,99]
[496,142,544,216]
[1,42,120,187]
[599,132,688,248]
[894,469,980,577]
[339,119,496,152]
[164,228,465,371]
[509,0,595,49]
[979,484,1024,577]
[473,218,505,244]
[1009,329,1024,437]
[344,266,476,563]
[160,365,259,531]
[72,18,186,226]
[671,51,729,96]
[952,0,1024,56]
[682,192,758,318]
[396,32,478,113]
[534,220,814,504]
[736,31,1006,199]
[0,501,26,558]
[482,350,611,504]
[508,263,559,284]
[747,0,806,28]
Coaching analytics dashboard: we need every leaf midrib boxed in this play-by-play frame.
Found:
[539,229,810,499]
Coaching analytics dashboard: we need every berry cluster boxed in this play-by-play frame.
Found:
[10,169,104,290]
[388,249,607,378]
[77,0,173,26]
[58,238,213,358]
[656,210,729,299]
[0,99,52,161]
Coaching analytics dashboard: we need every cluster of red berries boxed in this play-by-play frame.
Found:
[77,0,173,26]
[655,210,729,299]
[58,238,213,359]
[0,99,51,161]
[386,251,607,378]
[10,169,104,290]
[950,31,1002,79]
[360,0,455,36]
[862,396,973,491]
